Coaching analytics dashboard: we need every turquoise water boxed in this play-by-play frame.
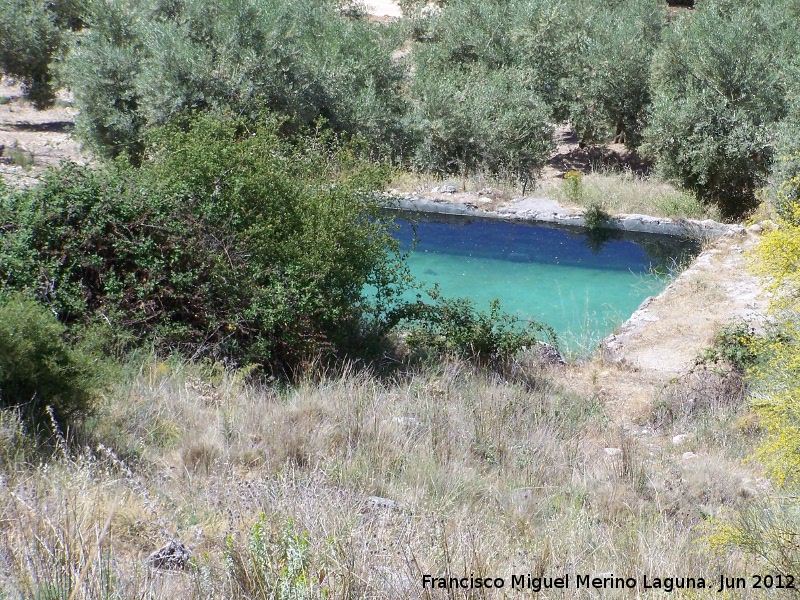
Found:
[392,212,699,351]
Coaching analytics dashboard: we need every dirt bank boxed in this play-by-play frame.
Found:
[0,79,91,187]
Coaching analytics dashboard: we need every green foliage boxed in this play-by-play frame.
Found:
[768,123,800,225]
[66,0,665,174]
[400,290,555,368]
[5,143,35,169]
[410,63,553,177]
[563,170,583,204]
[0,0,62,107]
[699,321,758,373]
[583,202,611,231]
[644,1,790,219]
[711,502,800,585]
[67,0,408,162]
[408,0,662,152]
[0,0,86,108]
[749,207,800,488]
[66,0,146,160]
[0,294,100,434]
[403,0,561,177]
[0,112,405,375]
[559,0,664,147]
[225,515,321,600]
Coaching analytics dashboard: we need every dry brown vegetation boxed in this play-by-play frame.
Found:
[0,353,769,599]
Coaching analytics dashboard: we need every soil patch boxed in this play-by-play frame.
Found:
[0,78,91,187]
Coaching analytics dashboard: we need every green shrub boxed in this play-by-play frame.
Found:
[699,321,758,373]
[643,1,789,219]
[67,0,407,162]
[0,0,62,108]
[0,0,86,108]
[583,202,611,231]
[399,291,555,368]
[410,63,553,178]
[225,515,321,599]
[563,170,583,204]
[66,0,146,160]
[409,0,663,151]
[0,112,406,375]
[559,0,664,148]
[0,294,100,434]
[710,174,800,573]
[768,120,800,225]
[407,0,568,109]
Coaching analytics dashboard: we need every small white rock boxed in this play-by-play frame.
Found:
[392,416,421,427]
[366,496,398,510]
[748,223,763,234]
[672,434,690,445]
[604,447,623,457]
[682,452,697,460]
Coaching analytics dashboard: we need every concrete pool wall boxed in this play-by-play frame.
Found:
[387,194,747,239]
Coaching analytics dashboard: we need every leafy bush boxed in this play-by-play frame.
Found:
[0,0,62,108]
[583,202,611,231]
[713,161,800,573]
[644,1,789,219]
[402,0,664,179]
[563,170,583,204]
[65,0,146,160]
[711,501,800,587]
[67,0,408,162]
[0,294,100,434]
[404,0,557,175]
[409,63,553,177]
[768,120,800,225]
[699,321,759,373]
[558,0,664,148]
[66,0,668,173]
[0,112,406,375]
[0,0,86,108]
[748,195,800,487]
[400,291,555,368]
[406,0,569,110]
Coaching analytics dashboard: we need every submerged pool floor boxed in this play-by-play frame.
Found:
[393,212,700,351]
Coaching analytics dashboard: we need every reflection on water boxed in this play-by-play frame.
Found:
[390,211,700,352]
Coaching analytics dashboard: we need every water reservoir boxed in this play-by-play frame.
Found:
[392,212,700,352]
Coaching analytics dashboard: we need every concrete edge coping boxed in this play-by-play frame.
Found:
[384,194,746,239]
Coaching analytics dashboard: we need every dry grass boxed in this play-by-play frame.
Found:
[547,171,719,221]
[388,169,525,198]
[0,357,768,599]
[387,166,721,224]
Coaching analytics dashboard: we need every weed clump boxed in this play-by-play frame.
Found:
[583,202,611,231]
[225,516,321,599]
[563,170,583,204]
[699,321,759,373]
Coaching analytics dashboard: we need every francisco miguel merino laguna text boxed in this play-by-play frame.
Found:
[422,573,715,592]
